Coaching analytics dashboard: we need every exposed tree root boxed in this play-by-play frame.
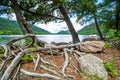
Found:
[20,69,61,80]
[40,65,58,75]
[1,50,26,80]
[40,57,57,67]
[34,54,40,71]
[62,48,69,76]
[0,34,83,80]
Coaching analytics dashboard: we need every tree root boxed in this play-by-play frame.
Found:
[40,65,58,75]
[0,34,84,80]
[34,54,40,71]
[20,69,61,80]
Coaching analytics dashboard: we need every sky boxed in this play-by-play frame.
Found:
[0,13,84,33]
[34,17,84,33]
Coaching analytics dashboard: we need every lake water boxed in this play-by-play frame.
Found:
[0,35,88,45]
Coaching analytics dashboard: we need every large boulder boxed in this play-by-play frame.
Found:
[78,54,108,80]
[82,37,98,42]
[80,41,105,53]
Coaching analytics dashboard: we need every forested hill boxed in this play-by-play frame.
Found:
[78,23,102,35]
[0,18,50,35]
[57,23,104,35]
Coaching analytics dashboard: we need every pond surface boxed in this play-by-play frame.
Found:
[0,35,88,45]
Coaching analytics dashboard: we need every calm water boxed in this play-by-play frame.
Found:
[0,35,88,45]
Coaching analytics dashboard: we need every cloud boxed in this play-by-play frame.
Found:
[35,17,84,33]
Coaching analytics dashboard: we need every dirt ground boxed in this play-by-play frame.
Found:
[16,47,120,80]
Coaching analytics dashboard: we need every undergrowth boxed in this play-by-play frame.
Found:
[103,59,118,77]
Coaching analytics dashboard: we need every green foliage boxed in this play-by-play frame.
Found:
[116,31,120,41]
[27,48,36,53]
[0,49,4,57]
[103,60,118,77]
[20,55,33,62]
[24,38,31,45]
[103,43,112,48]
[33,43,39,48]
[106,29,120,41]
[0,49,4,54]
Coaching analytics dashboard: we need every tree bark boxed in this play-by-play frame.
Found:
[10,0,46,46]
[58,5,80,43]
[115,0,120,31]
[10,0,33,35]
[93,14,104,40]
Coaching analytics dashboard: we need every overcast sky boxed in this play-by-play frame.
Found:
[0,13,84,33]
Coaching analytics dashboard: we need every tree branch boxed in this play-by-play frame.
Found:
[20,6,63,20]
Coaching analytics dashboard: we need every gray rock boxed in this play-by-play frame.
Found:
[78,54,108,80]
[82,37,98,42]
[80,41,105,53]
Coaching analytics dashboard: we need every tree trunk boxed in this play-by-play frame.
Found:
[58,5,80,43]
[115,0,120,31]
[10,0,33,35]
[93,14,104,40]
[10,0,46,46]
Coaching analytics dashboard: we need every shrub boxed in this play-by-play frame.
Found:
[103,60,118,77]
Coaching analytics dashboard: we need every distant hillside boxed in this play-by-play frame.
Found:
[77,23,104,35]
[57,30,70,34]
[0,18,50,35]
[56,23,104,35]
